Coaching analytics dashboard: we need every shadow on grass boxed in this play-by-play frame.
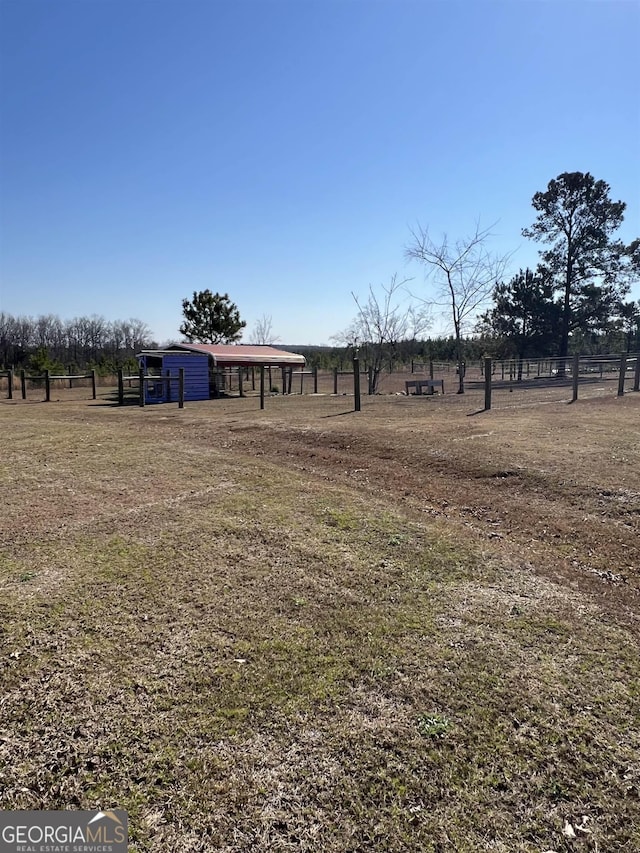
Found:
[322,410,358,419]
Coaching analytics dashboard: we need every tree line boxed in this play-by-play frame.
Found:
[180,174,639,391]
[479,173,639,365]
[286,337,497,372]
[0,313,154,373]
[334,171,638,391]
[3,172,637,388]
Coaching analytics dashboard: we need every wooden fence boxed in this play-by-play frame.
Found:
[482,353,640,410]
[4,354,638,409]
[1,369,97,401]
[0,370,12,400]
[478,354,639,382]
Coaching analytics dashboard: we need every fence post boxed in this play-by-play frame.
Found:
[7,369,13,400]
[313,366,318,394]
[166,369,172,403]
[139,367,145,407]
[91,369,97,400]
[571,353,580,402]
[117,369,124,405]
[68,366,73,389]
[633,354,640,392]
[368,365,374,394]
[300,369,304,394]
[21,369,26,400]
[353,356,361,412]
[44,370,50,402]
[484,358,492,411]
[260,366,265,410]
[238,367,244,398]
[178,368,184,409]
[617,354,627,397]
[251,366,255,391]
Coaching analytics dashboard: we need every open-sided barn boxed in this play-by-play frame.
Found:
[137,344,305,403]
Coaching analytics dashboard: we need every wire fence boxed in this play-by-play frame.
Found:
[2,354,638,408]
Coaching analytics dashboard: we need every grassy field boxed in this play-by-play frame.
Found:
[1,389,639,852]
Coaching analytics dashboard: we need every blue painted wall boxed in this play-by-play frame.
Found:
[138,353,210,403]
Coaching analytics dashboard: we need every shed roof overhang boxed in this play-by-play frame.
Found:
[137,350,206,358]
[167,343,306,368]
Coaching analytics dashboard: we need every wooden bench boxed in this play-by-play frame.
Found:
[405,379,444,396]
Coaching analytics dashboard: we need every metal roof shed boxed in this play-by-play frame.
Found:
[137,349,210,403]
[168,344,306,399]
[136,344,306,402]
[167,343,306,368]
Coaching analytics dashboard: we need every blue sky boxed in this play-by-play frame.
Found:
[1,0,638,345]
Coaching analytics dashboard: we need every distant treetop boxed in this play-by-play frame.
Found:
[179,290,246,344]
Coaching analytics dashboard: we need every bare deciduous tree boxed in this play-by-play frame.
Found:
[249,314,280,345]
[0,312,153,368]
[406,221,512,393]
[333,274,430,393]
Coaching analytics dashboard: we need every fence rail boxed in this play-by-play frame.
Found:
[3,353,639,408]
[0,369,13,400]
[0,369,97,401]
[480,353,639,409]
[117,368,185,408]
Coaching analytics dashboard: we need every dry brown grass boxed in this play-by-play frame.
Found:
[1,388,639,852]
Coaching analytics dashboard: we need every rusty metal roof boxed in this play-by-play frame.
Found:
[169,343,306,367]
